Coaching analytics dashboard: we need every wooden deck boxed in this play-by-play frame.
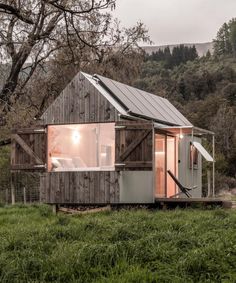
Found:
[155,197,232,209]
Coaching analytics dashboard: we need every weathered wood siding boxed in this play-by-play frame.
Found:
[40,172,119,204]
[40,72,121,204]
[11,128,46,171]
[115,121,153,171]
[41,72,119,124]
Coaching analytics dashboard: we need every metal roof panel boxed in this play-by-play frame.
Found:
[95,74,192,126]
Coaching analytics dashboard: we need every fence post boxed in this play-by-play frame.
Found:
[23,186,26,204]
[207,170,211,197]
[5,188,8,205]
[11,172,15,205]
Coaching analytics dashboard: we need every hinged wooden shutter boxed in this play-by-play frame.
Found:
[115,121,153,170]
[11,127,47,171]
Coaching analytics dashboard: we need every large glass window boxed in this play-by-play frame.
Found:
[47,123,115,172]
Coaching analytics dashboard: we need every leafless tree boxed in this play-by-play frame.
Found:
[0,0,117,111]
[0,0,151,147]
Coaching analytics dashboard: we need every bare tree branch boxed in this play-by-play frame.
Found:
[44,0,115,15]
[0,0,149,125]
[0,3,34,24]
[0,138,11,147]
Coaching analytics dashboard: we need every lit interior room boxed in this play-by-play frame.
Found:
[47,123,115,172]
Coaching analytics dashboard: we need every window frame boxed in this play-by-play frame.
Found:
[47,122,116,173]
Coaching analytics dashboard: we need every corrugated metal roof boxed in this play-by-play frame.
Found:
[94,74,192,126]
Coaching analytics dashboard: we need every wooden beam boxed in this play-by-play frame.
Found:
[119,129,152,161]
[12,128,45,134]
[115,161,152,168]
[58,206,111,215]
[115,124,152,130]
[124,161,152,168]
[11,164,45,170]
[12,134,43,165]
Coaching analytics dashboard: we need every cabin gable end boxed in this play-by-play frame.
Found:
[41,72,119,125]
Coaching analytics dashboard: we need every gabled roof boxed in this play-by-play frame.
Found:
[42,71,192,127]
[90,73,192,127]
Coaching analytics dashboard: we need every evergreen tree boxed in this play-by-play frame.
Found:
[163,46,172,68]
[178,77,187,100]
[190,45,199,61]
[230,21,236,57]
[214,18,236,56]
[205,50,211,59]
[147,45,198,68]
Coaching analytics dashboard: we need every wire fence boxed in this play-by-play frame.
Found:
[0,147,40,204]
[0,172,40,205]
[12,172,40,204]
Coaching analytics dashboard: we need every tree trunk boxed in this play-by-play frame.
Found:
[0,42,34,106]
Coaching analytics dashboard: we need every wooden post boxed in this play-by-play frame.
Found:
[191,128,194,189]
[52,204,57,215]
[212,135,215,197]
[5,188,8,205]
[207,170,211,197]
[11,172,15,205]
[152,125,155,202]
[23,187,26,204]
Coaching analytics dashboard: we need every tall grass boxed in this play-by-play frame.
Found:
[0,205,236,282]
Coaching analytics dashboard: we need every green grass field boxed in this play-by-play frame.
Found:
[0,205,236,283]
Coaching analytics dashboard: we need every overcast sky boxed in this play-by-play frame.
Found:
[113,0,236,45]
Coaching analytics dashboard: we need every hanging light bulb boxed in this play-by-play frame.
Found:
[72,130,80,144]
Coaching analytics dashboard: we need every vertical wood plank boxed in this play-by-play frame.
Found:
[94,172,99,204]
[84,88,90,123]
[78,172,85,203]
[84,172,90,203]
[39,173,46,203]
[105,172,110,204]
[75,173,80,203]
[115,172,119,203]
[89,172,95,204]
[99,172,105,204]
[110,172,115,203]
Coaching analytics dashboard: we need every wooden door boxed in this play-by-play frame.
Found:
[115,121,153,170]
[11,128,47,171]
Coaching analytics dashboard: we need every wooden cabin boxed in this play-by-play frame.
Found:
[11,72,215,205]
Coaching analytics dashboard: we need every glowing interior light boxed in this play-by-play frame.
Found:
[155,151,165,155]
[179,134,184,139]
[72,130,80,144]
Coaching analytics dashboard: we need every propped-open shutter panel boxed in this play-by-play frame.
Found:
[11,127,47,171]
[115,121,153,170]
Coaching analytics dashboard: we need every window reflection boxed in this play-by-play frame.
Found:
[47,123,115,172]
[190,144,198,169]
